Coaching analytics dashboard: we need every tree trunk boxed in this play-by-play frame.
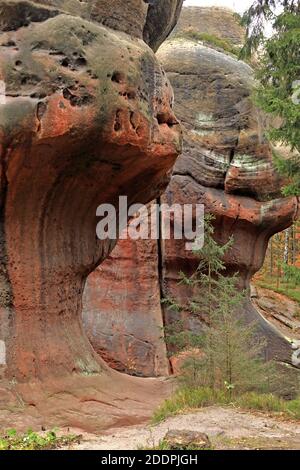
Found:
[284,227,290,265]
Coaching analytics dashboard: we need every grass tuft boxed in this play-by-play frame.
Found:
[152,387,300,424]
[255,280,300,305]
[172,29,241,57]
[235,392,286,413]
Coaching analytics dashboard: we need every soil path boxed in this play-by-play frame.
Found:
[67,406,300,450]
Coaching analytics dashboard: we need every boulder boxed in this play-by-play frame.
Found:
[163,429,211,450]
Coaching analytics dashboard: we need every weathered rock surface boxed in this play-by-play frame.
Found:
[83,7,299,376]
[163,429,211,450]
[252,286,300,339]
[143,0,184,52]
[83,234,169,377]
[157,11,299,367]
[0,0,182,430]
[0,0,183,49]
[172,6,245,45]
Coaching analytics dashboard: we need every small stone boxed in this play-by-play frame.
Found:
[163,430,211,450]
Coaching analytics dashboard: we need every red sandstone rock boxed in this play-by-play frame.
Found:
[157,9,299,366]
[0,0,182,430]
[83,7,299,376]
[170,349,205,376]
[83,234,169,377]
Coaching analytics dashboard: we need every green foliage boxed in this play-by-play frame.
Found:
[233,12,243,24]
[152,387,226,424]
[255,11,300,195]
[255,12,300,143]
[243,3,300,196]
[162,320,203,355]
[256,222,300,305]
[201,282,273,395]
[173,30,241,57]
[152,386,300,424]
[164,214,274,396]
[236,391,300,418]
[191,213,233,274]
[0,428,80,450]
[282,263,300,285]
[241,0,300,57]
[256,279,300,304]
[235,391,286,412]
[273,152,300,196]
[285,396,300,417]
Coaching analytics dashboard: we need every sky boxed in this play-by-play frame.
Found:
[184,0,254,15]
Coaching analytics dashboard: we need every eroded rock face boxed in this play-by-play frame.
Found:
[83,7,299,376]
[0,0,182,430]
[0,0,183,46]
[143,0,184,52]
[83,234,169,377]
[172,6,245,45]
[157,16,299,366]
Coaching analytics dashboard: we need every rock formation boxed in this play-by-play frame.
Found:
[251,286,300,341]
[172,5,245,45]
[83,233,169,377]
[0,0,182,431]
[83,7,299,377]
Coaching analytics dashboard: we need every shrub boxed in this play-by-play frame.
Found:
[0,428,80,450]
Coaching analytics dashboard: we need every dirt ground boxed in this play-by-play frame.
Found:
[66,406,300,450]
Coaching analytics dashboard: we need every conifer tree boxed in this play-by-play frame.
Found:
[164,215,274,397]
[242,2,300,196]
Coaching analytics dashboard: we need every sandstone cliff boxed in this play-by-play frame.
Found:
[172,6,245,45]
[0,0,182,431]
[83,7,299,377]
